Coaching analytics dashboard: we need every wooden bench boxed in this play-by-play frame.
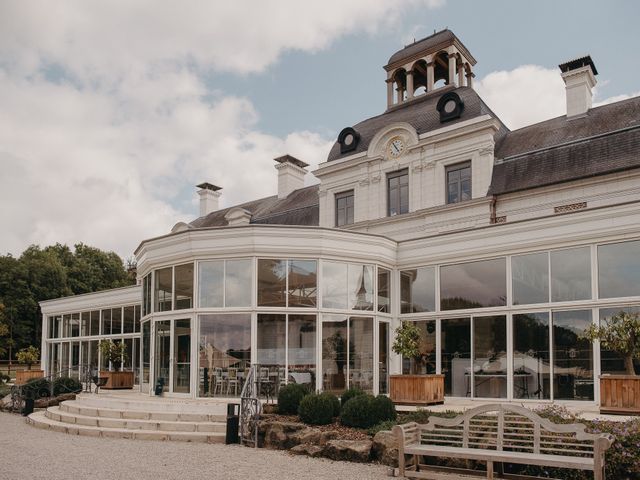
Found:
[393,404,614,480]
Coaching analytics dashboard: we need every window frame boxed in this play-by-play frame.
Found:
[335,190,355,227]
[446,161,472,205]
[387,168,409,216]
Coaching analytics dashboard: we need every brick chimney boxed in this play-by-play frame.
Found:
[274,155,308,199]
[196,182,221,217]
[559,55,598,118]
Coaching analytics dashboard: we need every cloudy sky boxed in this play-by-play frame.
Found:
[1,1,639,260]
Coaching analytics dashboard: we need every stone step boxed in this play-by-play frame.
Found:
[45,406,226,433]
[73,394,231,415]
[59,400,227,422]
[27,411,226,443]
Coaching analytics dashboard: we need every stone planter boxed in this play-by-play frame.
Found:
[600,375,640,414]
[15,369,44,385]
[390,374,444,405]
[100,370,134,390]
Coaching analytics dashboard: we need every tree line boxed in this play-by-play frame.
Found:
[0,243,136,360]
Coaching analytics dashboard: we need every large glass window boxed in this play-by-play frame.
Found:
[258,259,287,307]
[335,190,354,227]
[349,317,374,392]
[552,310,594,400]
[322,262,373,311]
[90,311,100,336]
[174,263,194,310]
[378,268,391,314]
[142,274,152,316]
[123,306,135,334]
[101,309,111,336]
[225,259,252,307]
[446,162,471,204]
[111,308,122,335]
[473,315,507,399]
[401,320,436,375]
[199,261,224,308]
[142,321,150,388]
[513,312,551,400]
[599,306,640,374]
[388,169,409,216]
[512,252,549,305]
[81,312,89,336]
[198,314,251,397]
[288,315,316,384]
[440,258,506,310]
[288,260,317,307]
[441,318,471,396]
[379,322,389,394]
[257,314,286,369]
[550,247,591,302]
[322,316,347,393]
[400,267,436,313]
[598,240,640,298]
[155,267,173,312]
[70,313,80,337]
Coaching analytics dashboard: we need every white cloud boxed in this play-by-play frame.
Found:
[0,1,443,258]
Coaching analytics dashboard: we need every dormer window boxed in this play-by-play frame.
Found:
[388,169,409,216]
[335,190,354,226]
[446,162,471,204]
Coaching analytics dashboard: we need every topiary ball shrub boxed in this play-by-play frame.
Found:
[22,378,52,399]
[320,391,341,418]
[340,387,365,409]
[372,395,397,423]
[53,376,82,396]
[340,394,378,428]
[277,383,309,415]
[298,393,336,425]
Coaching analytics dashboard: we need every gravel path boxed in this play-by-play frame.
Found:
[0,412,390,480]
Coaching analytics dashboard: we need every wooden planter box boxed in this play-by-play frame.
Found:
[390,374,445,405]
[600,375,640,414]
[100,370,134,390]
[15,369,44,385]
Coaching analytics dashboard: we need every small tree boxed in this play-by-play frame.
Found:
[16,345,40,370]
[584,311,640,376]
[99,340,128,371]
[392,322,423,374]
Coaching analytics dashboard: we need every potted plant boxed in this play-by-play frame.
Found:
[389,322,444,405]
[15,346,44,384]
[98,340,133,389]
[585,311,640,414]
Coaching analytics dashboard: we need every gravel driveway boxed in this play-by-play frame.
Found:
[0,412,390,480]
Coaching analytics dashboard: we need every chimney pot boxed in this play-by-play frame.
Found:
[559,55,598,118]
[274,155,308,199]
[197,182,222,217]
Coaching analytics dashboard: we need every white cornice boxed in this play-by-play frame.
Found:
[39,285,141,315]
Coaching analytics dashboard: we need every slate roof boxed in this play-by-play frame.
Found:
[189,184,320,228]
[327,86,508,162]
[489,96,640,195]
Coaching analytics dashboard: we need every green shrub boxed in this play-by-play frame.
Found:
[53,376,82,396]
[368,419,397,436]
[340,387,365,408]
[372,395,397,423]
[340,394,377,428]
[277,383,309,415]
[21,378,52,399]
[298,393,335,425]
[320,391,340,417]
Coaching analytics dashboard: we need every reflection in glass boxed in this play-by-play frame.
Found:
[349,317,373,392]
[473,316,507,398]
[322,315,348,394]
[598,240,640,298]
[90,311,100,336]
[142,321,150,389]
[199,261,224,307]
[71,341,80,378]
[81,312,89,336]
[349,265,374,311]
[513,313,550,399]
[258,259,287,307]
[400,267,436,313]
[174,263,194,310]
[378,268,391,313]
[401,321,436,374]
[288,315,316,387]
[123,306,135,334]
[512,252,549,305]
[257,314,286,369]
[552,310,594,400]
[111,308,122,335]
[70,313,80,337]
[288,260,317,307]
[550,247,591,302]
[173,319,191,393]
[155,267,173,311]
[441,318,471,396]
[322,262,348,309]
[440,258,506,310]
[142,274,152,316]
[101,310,111,336]
[599,307,640,374]
[154,321,171,389]
[379,322,389,394]
[225,259,251,307]
[198,314,251,397]
[89,340,98,370]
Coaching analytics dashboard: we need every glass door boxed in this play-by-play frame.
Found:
[153,318,191,395]
[173,319,191,394]
[154,320,171,392]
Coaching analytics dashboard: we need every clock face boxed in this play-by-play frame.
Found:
[388,137,405,157]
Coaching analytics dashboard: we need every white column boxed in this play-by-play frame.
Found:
[427,62,434,91]
[406,71,414,99]
[458,63,465,87]
[448,54,457,87]
[467,70,474,88]
[386,79,394,107]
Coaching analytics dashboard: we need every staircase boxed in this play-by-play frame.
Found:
[27,392,228,443]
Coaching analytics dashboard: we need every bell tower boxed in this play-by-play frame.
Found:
[384,29,476,109]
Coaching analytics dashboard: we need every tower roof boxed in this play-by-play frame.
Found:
[385,29,476,70]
